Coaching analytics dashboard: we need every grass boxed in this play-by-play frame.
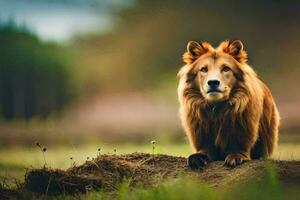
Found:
[0,142,190,186]
[0,137,299,200]
[7,179,299,200]
[36,167,296,200]
[1,140,300,187]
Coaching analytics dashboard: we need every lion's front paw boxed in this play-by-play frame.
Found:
[224,153,250,168]
[187,153,209,170]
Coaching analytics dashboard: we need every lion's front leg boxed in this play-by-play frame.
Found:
[186,128,216,170]
[221,110,258,168]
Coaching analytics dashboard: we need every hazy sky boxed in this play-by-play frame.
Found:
[0,0,132,41]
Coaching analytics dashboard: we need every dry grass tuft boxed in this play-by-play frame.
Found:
[22,153,300,196]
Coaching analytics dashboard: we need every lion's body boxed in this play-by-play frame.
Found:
[177,40,280,167]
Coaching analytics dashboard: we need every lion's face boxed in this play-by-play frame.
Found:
[181,40,247,104]
[196,55,237,103]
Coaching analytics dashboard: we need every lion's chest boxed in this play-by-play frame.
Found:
[201,110,233,152]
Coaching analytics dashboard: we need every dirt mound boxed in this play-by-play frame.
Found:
[23,153,300,195]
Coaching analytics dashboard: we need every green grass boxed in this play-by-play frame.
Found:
[11,167,295,200]
[0,140,299,199]
[0,142,190,186]
[51,167,296,200]
[8,176,300,200]
[0,141,300,187]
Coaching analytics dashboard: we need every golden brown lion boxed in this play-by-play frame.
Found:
[177,40,280,169]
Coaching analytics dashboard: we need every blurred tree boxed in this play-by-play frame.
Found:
[0,23,76,119]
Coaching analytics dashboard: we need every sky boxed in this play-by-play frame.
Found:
[0,0,133,42]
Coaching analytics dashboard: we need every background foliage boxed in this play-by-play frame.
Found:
[0,23,76,119]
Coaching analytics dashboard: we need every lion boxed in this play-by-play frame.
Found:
[177,40,280,169]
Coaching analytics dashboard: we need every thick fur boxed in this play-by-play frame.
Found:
[178,40,280,168]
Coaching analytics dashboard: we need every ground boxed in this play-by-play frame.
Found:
[1,138,300,186]
[1,153,300,200]
[0,134,300,199]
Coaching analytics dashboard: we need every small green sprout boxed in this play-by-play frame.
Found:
[151,140,156,154]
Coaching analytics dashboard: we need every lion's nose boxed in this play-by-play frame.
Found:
[207,79,220,87]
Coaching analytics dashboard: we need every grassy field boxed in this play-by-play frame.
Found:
[82,175,294,200]
[1,134,300,188]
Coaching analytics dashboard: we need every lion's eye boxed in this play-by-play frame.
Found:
[222,66,231,72]
[200,66,208,73]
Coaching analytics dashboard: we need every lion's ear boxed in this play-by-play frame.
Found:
[183,41,207,64]
[224,40,248,63]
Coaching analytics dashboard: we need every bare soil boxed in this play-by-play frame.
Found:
[18,153,300,196]
[1,152,299,199]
